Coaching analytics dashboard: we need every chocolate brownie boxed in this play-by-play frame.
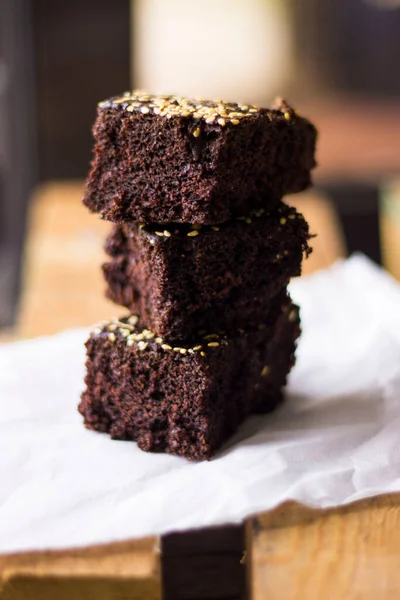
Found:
[79,300,300,460]
[83,92,317,224]
[102,203,311,341]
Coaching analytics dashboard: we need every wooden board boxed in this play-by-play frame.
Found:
[247,494,400,600]
[0,538,161,600]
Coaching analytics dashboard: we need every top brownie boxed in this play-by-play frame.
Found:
[83,92,317,224]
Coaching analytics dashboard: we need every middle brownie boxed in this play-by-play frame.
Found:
[103,203,311,341]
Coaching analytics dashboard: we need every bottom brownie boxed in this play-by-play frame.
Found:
[79,300,300,460]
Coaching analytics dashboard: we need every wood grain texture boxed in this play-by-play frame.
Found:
[380,179,400,281]
[247,494,400,600]
[0,537,161,600]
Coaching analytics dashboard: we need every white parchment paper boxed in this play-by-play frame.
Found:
[1,255,400,553]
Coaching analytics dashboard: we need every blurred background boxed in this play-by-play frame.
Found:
[1,0,400,340]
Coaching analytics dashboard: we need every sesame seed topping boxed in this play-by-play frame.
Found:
[288,214,296,219]
[193,345,202,351]
[261,366,270,377]
[108,333,116,342]
[231,119,240,125]
[155,337,163,344]
[187,230,199,237]
[126,105,135,112]
[245,217,252,224]
[137,341,148,351]
[161,344,172,351]
[207,342,220,347]
[141,106,150,114]
[284,111,291,121]
[163,230,171,237]
[288,309,298,322]
[200,351,206,356]
[120,328,131,337]
[193,128,201,137]
[212,226,220,231]
[155,231,164,236]
[179,348,188,354]
[128,315,139,325]
[280,217,287,225]
[108,323,117,331]
[173,347,181,352]
[93,327,102,335]
[217,118,226,126]
[205,117,215,124]
[127,339,134,346]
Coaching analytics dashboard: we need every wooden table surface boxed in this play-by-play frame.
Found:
[2,182,400,600]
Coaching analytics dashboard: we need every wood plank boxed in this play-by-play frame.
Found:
[0,537,161,600]
[247,494,400,600]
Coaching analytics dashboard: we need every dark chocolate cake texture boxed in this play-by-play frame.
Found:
[83,91,317,224]
[79,300,300,461]
[80,90,316,460]
[103,202,311,340]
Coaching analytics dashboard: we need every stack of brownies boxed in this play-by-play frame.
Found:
[79,92,317,460]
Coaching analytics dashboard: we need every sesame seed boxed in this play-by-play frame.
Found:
[193,128,201,137]
[212,226,220,231]
[240,105,249,110]
[135,333,144,341]
[137,341,148,351]
[204,333,219,340]
[163,230,172,237]
[205,117,215,124]
[188,349,194,354]
[108,323,117,331]
[284,111,291,121]
[200,351,206,356]
[155,337,163,344]
[261,366,270,377]
[280,217,287,225]
[207,342,220,347]
[231,119,240,125]
[288,309,298,322]
[139,224,145,229]
[187,230,199,237]
[193,345,202,351]
[142,330,155,340]
[173,347,181,352]
[192,223,202,230]
[108,333,116,342]
[179,348,188,355]
[126,105,135,112]
[128,315,139,325]
[245,217,252,224]
[127,339,134,346]
[217,118,226,126]
[93,327,102,335]
[141,106,150,114]
[249,108,258,113]
[120,328,131,337]
[161,344,172,351]
[155,231,164,236]
[288,214,296,220]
